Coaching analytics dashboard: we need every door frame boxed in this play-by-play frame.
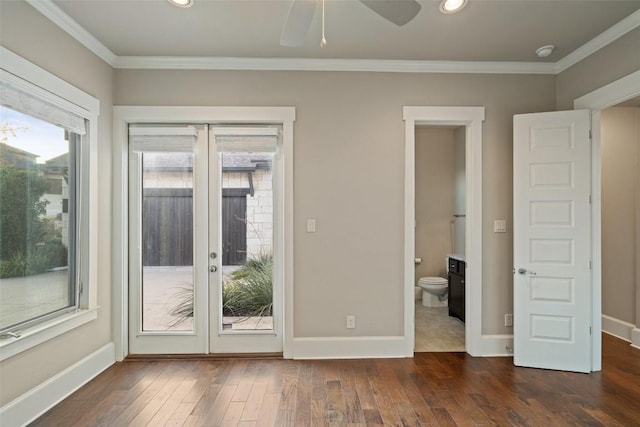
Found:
[112,106,295,361]
[575,69,640,363]
[403,106,486,356]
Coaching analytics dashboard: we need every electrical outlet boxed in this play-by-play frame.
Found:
[346,315,356,329]
[505,313,513,327]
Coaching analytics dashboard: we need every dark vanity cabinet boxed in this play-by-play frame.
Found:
[448,257,466,322]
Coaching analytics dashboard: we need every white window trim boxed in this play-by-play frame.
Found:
[112,106,295,361]
[0,47,100,362]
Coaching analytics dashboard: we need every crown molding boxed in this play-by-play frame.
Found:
[26,0,640,75]
[114,56,556,74]
[25,0,117,66]
[554,8,640,74]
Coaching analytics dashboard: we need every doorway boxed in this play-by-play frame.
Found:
[599,99,640,343]
[127,125,282,354]
[414,125,466,352]
[403,106,485,356]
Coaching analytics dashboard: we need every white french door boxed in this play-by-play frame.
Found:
[513,110,592,372]
[128,125,282,355]
[208,127,283,353]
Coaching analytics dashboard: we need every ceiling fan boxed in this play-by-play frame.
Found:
[280,0,422,47]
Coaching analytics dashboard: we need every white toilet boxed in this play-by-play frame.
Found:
[417,276,448,307]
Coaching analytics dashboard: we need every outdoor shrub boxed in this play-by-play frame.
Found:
[169,252,273,324]
[223,253,273,317]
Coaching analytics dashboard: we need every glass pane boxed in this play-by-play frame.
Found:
[141,152,194,331]
[219,150,274,331]
[0,106,75,331]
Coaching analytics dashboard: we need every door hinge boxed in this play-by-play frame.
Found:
[589,195,592,204]
[589,261,592,270]
[589,129,592,140]
[590,326,592,335]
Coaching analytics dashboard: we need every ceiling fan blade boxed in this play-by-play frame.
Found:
[280,0,319,47]
[359,0,422,26]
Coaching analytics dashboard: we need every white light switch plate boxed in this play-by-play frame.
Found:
[307,219,316,233]
[494,219,506,233]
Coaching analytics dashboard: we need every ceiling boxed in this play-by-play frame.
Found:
[40,0,640,72]
[50,0,640,64]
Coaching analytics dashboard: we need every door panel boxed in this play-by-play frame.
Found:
[128,126,208,354]
[209,127,282,353]
[513,110,591,373]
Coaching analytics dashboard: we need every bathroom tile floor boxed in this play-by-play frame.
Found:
[415,302,465,352]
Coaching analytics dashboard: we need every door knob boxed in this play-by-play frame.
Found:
[210,265,217,273]
[518,268,536,276]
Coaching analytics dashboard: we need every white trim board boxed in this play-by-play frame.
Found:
[26,0,640,75]
[0,343,115,427]
[602,315,635,342]
[403,106,486,357]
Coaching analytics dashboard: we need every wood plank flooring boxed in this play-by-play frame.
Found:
[30,334,640,426]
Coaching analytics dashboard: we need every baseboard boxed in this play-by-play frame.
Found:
[631,328,640,349]
[292,336,407,359]
[0,342,115,427]
[602,315,634,342]
[470,334,514,357]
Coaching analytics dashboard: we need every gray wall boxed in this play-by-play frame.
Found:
[415,127,455,282]
[601,107,639,325]
[453,127,466,256]
[114,69,556,337]
[556,27,640,110]
[0,2,114,405]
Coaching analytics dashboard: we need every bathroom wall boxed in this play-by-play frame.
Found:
[453,127,466,256]
[415,127,455,281]
[601,107,639,326]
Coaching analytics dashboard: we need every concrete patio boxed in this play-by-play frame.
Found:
[1,266,272,333]
[142,266,273,332]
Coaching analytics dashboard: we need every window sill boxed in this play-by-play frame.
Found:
[0,308,98,362]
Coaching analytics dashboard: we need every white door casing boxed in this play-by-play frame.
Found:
[513,110,592,372]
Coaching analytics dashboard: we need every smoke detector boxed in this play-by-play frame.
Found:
[536,45,555,58]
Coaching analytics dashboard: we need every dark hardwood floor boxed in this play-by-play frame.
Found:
[31,334,640,426]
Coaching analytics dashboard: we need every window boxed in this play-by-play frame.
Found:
[0,47,99,360]
[0,106,80,331]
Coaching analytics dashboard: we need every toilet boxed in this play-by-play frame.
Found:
[417,276,448,307]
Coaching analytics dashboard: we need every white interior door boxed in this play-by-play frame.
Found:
[513,110,592,373]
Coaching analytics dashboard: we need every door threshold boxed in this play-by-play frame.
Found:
[125,352,283,361]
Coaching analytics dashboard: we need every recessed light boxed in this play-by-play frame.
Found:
[440,0,468,14]
[536,45,555,58]
[168,0,193,8]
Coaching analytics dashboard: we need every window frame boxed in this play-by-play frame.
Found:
[0,47,100,361]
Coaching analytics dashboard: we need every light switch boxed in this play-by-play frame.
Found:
[307,218,316,233]
[494,219,507,233]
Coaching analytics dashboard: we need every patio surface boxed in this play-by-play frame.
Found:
[143,266,273,332]
[0,266,272,333]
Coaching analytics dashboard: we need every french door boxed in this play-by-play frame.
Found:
[128,124,282,354]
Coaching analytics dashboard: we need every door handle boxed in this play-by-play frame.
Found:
[210,265,217,273]
[517,268,536,276]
